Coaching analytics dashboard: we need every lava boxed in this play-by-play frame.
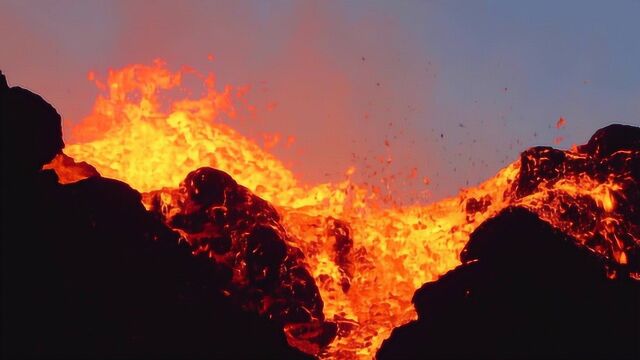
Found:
[48,60,639,359]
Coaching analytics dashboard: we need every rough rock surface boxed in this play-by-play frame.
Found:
[145,166,337,353]
[378,207,639,359]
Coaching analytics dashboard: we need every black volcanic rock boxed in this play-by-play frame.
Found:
[1,71,64,175]
[512,123,640,275]
[145,166,335,353]
[516,123,640,199]
[378,207,639,359]
[1,74,311,359]
[578,124,640,158]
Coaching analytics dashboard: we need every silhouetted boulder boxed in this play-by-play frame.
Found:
[1,73,312,359]
[146,166,336,354]
[578,124,640,158]
[512,124,640,275]
[378,207,639,359]
[1,71,63,175]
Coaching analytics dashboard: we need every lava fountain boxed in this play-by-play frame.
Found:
[47,60,639,359]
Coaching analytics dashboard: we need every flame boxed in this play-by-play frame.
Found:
[48,60,638,359]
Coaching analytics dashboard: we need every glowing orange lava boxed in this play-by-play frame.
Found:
[48,60,638,359]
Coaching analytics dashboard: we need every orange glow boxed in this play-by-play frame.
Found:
[556,116,567,129]
[48,60,638,359]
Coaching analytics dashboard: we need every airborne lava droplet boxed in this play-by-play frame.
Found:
[556,117,567,129]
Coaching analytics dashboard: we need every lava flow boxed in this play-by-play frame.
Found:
[47,60,639,359]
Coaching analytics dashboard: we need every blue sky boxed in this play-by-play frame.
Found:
[1,0,638,201]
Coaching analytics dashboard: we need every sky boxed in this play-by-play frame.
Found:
[1,0,639,202]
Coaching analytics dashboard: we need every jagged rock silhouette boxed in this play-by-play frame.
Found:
[1,72,312,359]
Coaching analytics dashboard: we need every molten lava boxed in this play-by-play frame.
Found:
[47,60,639,359]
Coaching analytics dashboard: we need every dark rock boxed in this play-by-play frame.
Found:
[183,167,237,207]
[578,124,640,158]
[514,146,567,198]
[210,234,232,254]
[147,166,335,352]
[378,207,640,359]
[246,225,288,290]
[1,74,64,175]
[329,218,354,293]
[510,124,640,275]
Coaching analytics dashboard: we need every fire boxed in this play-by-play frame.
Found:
[48,60,639,359]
